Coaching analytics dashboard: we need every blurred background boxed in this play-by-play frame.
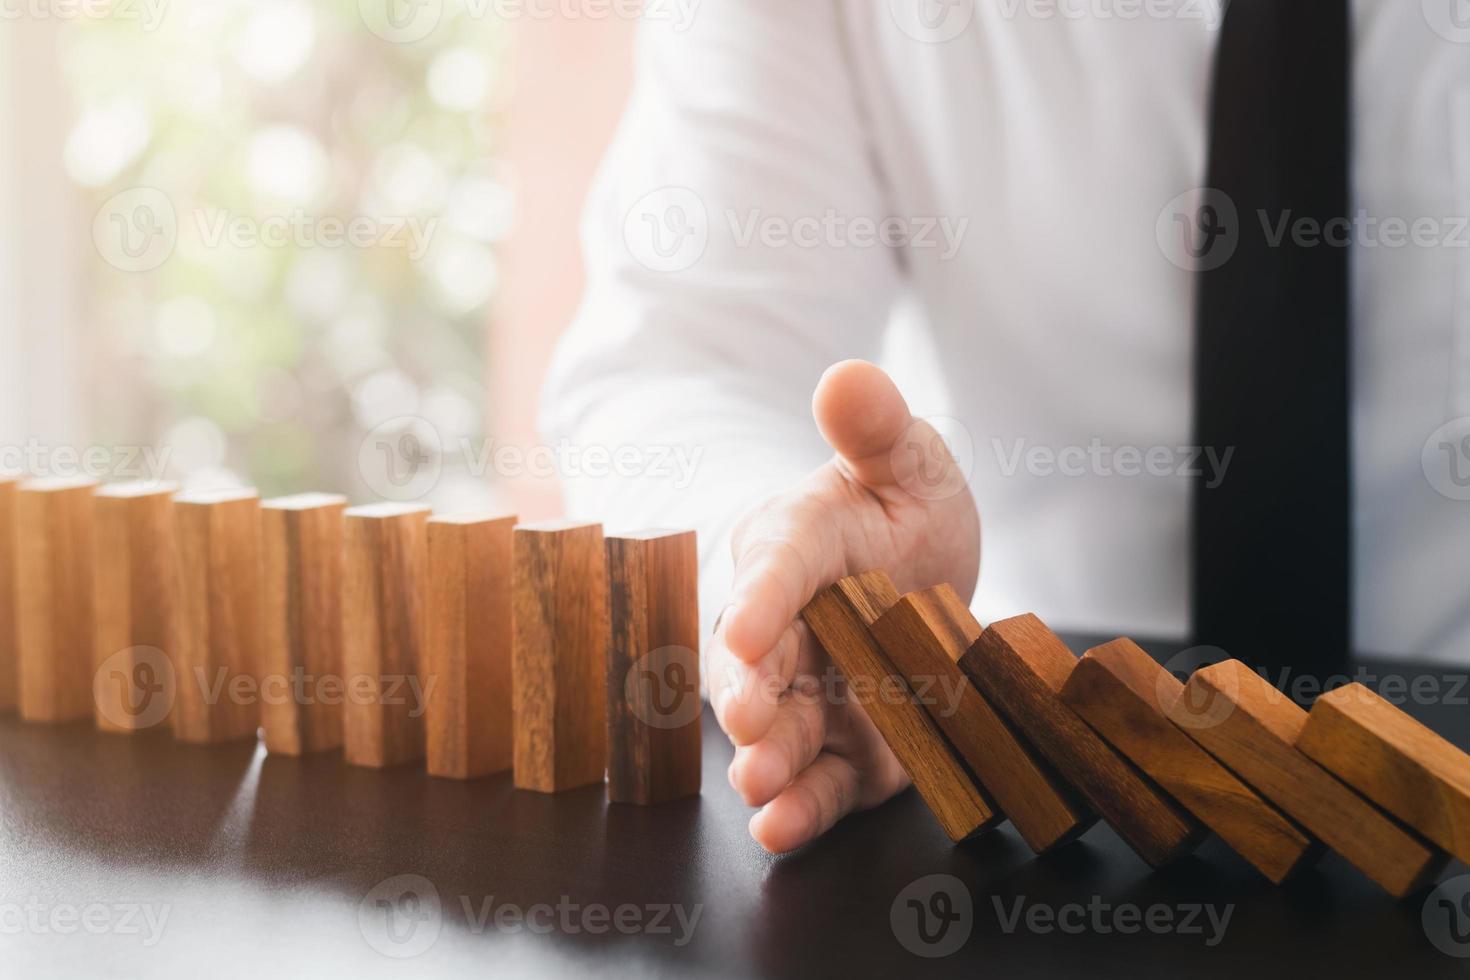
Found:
[0,0,641,520]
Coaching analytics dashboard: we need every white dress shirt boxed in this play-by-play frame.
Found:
[541,0,1470,662]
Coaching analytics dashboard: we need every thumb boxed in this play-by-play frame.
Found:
[812,360,968,501]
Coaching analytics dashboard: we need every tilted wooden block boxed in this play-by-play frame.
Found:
[172,489,264,744]
[426,513,516,780]
[802,571,999,842]
[605,529,702,805]
[513,521,608,793]
[93,482,180,734]
[960,615,1203,867]
[343,503,431,768]
[261,494,347,756]
[1171,661,1447,897]
[1061,639,1318,883]
[870,585,1091,853]
[0,475,18,712]
[1298,681,1470,867]
[15,477,98,723]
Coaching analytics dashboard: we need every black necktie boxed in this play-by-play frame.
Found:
[1192,1,1353,684]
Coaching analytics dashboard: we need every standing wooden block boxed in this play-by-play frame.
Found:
[513,521,608,793]
[605,529,702,805]
[172,488,264,744]
[343,503,431,769]
[1060,639,1318,883]
[960,615,1203,867]
[1298,682,1470,868]
[15,477,98,722]
[93,482,180,734]
[0,475,18,712]
[802,571,999,842]
[426,513,516,780]
[870,586,1091,853]
[1171,661,1447,897]
[261,494,347,756]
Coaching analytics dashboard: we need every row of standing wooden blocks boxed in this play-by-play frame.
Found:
[0,476,702,806]
[804,570,1470,897]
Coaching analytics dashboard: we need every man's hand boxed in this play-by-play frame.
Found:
[709,359,981,853]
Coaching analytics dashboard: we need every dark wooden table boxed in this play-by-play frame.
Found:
[3,639,1469,978]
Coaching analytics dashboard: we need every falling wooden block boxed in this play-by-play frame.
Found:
[1298,682,1470,867]
[513,521,608,793]
[0,474,17,712]
[172,488,264,744]
[15,477,98,722]
[802,571,999,842]
[1171,661,1447,897]
[1060,638,1318,883]
[425,513,516,780]
[343,503,431,769]
[870,585,1091,853]
[93,482,180,734]
[260,494,348,756]
[960,615,1203,867]
[605,529,702,805]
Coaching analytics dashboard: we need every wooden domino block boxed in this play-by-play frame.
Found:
[93,482,180,734]
[15,477,98,722]
[513,521,608,793]
[870,585,1091,853]
[1298,682,1470,867]
[1060,639,1318,883]
[605,529,702,805]
[426,513,516,780]
[260,494,347,756]
[1171,661,1447,897]
[172,488,264,744]
[960,615,1203,867]
[343,503,431,768]
[802,571,999,842]
[0,474,17,712]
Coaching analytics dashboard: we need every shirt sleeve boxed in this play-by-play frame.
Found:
[538,0,903,640]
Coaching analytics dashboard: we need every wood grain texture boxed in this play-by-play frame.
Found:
[960,615,1203,867]
[801,571,999,842]
[343,503,431,769]
[93,482,180,734]
[605,529,701,805]
[1061,638,1318,883]
[261,494,347,756]
[1298,681,1470,867]
[870,585,1091,853]
[1171,661,1447,897]
[15,478,98,722]
[426,513,516,780]
[172,489,264,744]
[513,521,608,793]
[0,475,17,712]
